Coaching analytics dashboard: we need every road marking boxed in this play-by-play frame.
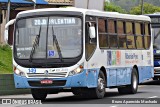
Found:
[148,96,158,98]
[110,105,118,107]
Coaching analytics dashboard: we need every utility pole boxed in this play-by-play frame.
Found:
[7,0,11,23]
[33,0,36,9]
[87,0,89,9]
[25,0,36,9]
[141,0,144,15]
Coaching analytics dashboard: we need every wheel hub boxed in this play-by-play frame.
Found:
[98,77,105,92]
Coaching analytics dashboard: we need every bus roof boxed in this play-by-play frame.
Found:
[17,7,151,22]
[145,13,160,17]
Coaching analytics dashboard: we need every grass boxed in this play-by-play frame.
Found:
[0,45,13,74]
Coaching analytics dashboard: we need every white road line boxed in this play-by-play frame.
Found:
[110,105,118,107]
[147,96,158,98]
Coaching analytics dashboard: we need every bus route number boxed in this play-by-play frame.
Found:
[28,68,36,73]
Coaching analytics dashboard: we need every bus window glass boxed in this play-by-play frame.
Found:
[108,19,117,48]
[126,22,133,34]
[108,19,115,33]
[135,22,143,49]
[127,35,135,49]
[98,19,107,33]
[117,21,124,34]
[118,21,126,49]
[109,35,117,47]
[126,22,135,49]
[85,16,97,61]
[98,18,108,48]
[144,23,151,49]
[135,23,141,35]
[136,36,143,48]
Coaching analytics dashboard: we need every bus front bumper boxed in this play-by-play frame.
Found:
[13,69,99,89]
[154,67,160,77]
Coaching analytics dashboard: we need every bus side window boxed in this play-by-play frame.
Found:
[85,16,97,61]
[135,22,144,49]
[98,18,108,48]
[108,19,118,48]
[144,23,151,49]
[117,20,126,49]
[126,21,136,49]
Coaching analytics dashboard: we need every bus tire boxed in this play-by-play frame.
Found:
[31,89,47,100]
[118,68,138,94]
[72,88,84,96]
[90,71,106,99]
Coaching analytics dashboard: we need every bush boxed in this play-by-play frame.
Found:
[0,44,12,74]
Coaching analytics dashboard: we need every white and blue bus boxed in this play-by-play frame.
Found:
[6,8,153,100]
[146,13,160,80]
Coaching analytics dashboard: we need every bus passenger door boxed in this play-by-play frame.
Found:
[85,16,98,87]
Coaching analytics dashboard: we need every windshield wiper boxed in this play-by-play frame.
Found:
[29,25,42,62]
[52,26,63,62]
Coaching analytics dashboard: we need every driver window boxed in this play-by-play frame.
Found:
[85,16,97,61]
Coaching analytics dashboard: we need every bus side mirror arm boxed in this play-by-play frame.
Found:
[4,19,16,44]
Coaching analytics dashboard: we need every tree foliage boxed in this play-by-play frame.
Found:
[130,2,160,15]
[112,0,160,12]
[104,2,126,13]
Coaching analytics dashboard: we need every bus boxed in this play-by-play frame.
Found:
[5,8,153,100]
[146,13,160,80]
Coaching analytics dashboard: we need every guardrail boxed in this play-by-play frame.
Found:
[0,74,30,95]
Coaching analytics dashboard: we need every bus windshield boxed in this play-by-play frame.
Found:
[14,16,82,61]
[153,28,160,50]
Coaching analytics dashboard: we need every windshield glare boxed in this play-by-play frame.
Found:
[153,28,160,49]
[15,16,82,59]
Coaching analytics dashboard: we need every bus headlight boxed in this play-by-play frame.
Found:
[69,65,84,76]
[14,66,26,77]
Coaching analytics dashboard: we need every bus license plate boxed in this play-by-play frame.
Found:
[40,80,53,84]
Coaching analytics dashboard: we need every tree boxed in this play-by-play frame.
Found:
[130,2,160,15]
[104,2,126,13]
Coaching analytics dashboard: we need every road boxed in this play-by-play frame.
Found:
[0,79,160,107]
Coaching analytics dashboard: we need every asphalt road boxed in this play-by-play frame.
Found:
[0,79,160,107]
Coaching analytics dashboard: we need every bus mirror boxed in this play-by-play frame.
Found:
[89,26,96,39]
[4,19,15,44]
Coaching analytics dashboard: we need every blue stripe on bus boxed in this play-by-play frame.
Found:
[14,66,153,88]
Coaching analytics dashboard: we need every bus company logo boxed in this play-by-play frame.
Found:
[125,53,138,59]
[52,69,55,72]
[44,70,49,75]
[107,51,121,66]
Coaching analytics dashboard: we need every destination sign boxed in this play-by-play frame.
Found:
[33,18,77,26]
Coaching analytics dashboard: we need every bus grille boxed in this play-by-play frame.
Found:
[154,55,160,60]
[27,72,67,78]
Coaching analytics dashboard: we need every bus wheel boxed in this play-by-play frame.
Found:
[91,71,106,98]
[72,88,84,96]
[31,89,47,100]
[118,68,138,94]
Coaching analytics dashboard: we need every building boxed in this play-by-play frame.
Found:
[0,0,74,44]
